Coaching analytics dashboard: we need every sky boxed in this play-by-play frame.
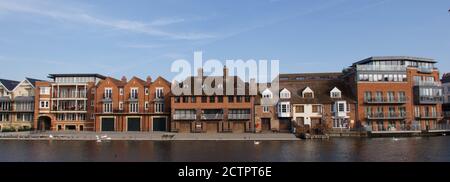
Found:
[0,0,449,81]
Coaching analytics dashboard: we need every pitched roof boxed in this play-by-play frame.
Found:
[128,76,148,86]
[0,79,20,91]
[25,77,45,87]
[97,77,126,87]
[279,74,356,104]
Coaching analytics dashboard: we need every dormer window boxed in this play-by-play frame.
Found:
[280,88,291,99]
[262,88,273,98]
[302,87,314,98]
[330,87,342,98]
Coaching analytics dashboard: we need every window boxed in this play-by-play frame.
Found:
[191,96,196,103]
[145,101,149,110]
[295,105,304,113]
[119,88,124,95]
[338,103,345,112]
[155,103,164,113]
[39,101,49,108]
[182,96,189,103]
[387,91,395,102]
[156,88,164,98]
[174,96,181,103]
[218,96,223,103]
[236,96,242,103]
[119,102,123,110]
[228,96,234,103]
[104,88,112,98]
[130,103,138,113]
[145,88,149,95]
[263,106,269,113]
[312,105,322,113]
[364,91,372,102]
[209,96,215,103]
[262,89,272,98]
[304,93,313,98]
[103,103,112,113]
[245,96,251,102]
[331,91,341,98]
[280,89,291,99]
[201,96,207,103]
[91,100,94,107]
[279,103,290,113]
[130,88,138,99]
[40,87,50,95]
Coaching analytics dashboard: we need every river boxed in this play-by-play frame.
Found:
[0,136,449,162]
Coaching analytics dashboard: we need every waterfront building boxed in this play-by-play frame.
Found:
[33,74,105,131]
[344,56,444,132]
[93,76,171,132]
[254,83,280,132]
[442,73,450,123]
[170,67,256,133]
[276,73,357,134]
[0,78,41,131]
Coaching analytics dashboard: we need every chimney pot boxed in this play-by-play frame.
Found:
[121,76,127,82]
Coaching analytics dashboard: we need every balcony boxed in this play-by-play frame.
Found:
[414,80,441,87]
[366,112,407,120]
[417,66,434,73]
[415,112,442,119]
[0,96,11,102]
[356,65,406,72]
[228,114,251,120]
[173,114,197,120]
[417,96,443,104]
[364,97,407,104]
[102,93,112,102]
[201,113,224,120]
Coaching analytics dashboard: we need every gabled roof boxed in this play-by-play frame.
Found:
[0,79,20,91]
[127,76,148,86]
[97,77,126,87]
[153,76,171,85]
[25,77,45,88]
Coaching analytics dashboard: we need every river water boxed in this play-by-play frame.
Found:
[0,137,449,162]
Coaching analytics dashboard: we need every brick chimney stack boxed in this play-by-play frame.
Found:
[121,76,127,82]
[146,76,152,84]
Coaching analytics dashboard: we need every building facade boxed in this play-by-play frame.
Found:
[344,56,444,132]
[170,67,256,133]
[93,76,171,132]
[34,74,105,131]
[442,73,450,123]
[0,78,40,131]
[276,73,357,135]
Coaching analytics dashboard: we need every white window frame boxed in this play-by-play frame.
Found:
[40,87,50,95]
[39,101,49,109]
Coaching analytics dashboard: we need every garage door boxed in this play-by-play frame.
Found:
[206,122,218,133]
[101,118,115,131]
[153,118,167,131]
[233,122,245,133]
[127,118,141,131]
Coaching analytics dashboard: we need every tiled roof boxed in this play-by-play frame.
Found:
[0,79,20,91]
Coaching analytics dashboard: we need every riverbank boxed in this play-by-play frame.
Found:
[0,131,300,141]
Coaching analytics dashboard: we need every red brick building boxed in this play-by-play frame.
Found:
[93,76,171,132]
[34,74,105,131]
[344,56,444,132]
[170,67,256,133]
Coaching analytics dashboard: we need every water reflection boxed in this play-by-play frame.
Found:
[0,137,449,162]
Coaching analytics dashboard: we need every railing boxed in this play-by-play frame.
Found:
[429,123,450,130]
[414,80,441,87]
[52,105,86,111]
[415,112,441,119]
[364,97,407,104]
[366,112,407,119]
[228,114,251,120]
[417,67,434,73]
[52,91,87,98]
[445,112,450,118]
[356,65,406,72]
[102,93,112,102]
[173,114,196,120]
[418,96,443,104]
[368,124,422,132]
[129,93,138,101]
[201,114,224,120]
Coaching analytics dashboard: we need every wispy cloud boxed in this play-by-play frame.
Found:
[0,0,214,40]
[118,43,167,49]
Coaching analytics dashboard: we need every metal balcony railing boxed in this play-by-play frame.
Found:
[173,114,197,120]
[417,67,433,73]
[414,80,441,87]
[364,97,407,104]
[415,112,441,119]
[201,114,224,120]
[228,114,251,120]
[356,65,406,72]
[418,96,443,104]
[366,112,407,120]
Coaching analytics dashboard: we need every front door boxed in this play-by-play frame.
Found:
[261,118,271,132]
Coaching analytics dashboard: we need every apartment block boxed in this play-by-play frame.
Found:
[442,73,450,122]
[171,67,256,133]
[34,74,105,131]
[0,78,41,131]
[344,56,444,132]
[93,76,171,132]
[275,73,357,135]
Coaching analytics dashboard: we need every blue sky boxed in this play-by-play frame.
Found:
[0,0,449,81]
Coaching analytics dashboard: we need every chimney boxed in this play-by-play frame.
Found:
[146,76,152,84]
[223,66,229,77]
[121,76,127,82]
[197,68,203,78]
